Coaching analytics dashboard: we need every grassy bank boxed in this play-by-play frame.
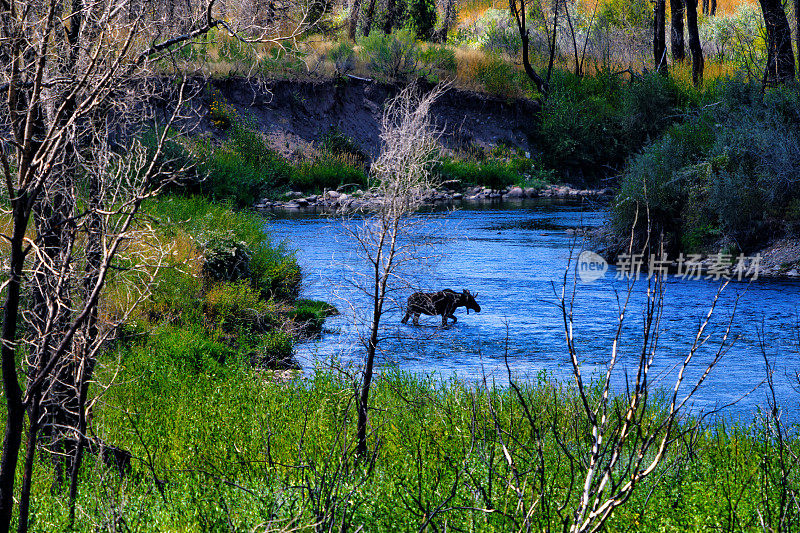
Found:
[15,354,797,531]
[109,194,335,369]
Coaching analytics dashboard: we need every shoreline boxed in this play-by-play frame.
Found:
[254,183,614,212]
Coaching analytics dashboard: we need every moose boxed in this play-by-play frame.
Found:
[401,289,481,326]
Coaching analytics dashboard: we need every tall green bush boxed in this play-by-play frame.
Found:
[612,79,800,253]
[358,30,420,80]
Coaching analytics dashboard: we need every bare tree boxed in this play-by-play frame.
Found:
[0,0,310,528]
[342,84,446,457]
[470,232,743,531]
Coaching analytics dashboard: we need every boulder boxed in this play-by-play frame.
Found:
[505,186,524,198]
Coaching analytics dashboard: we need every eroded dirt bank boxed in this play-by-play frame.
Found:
[189,76,540,158]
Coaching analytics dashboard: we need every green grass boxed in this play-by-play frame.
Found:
[16,348,799,531]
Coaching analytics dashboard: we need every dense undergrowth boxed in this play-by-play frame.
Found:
[113,195,334,369]
[13,359,799,531]
[612,79,800,255]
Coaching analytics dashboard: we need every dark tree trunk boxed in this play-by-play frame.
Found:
[349,0,362,40]
[709,0,716,15]
[68,164,103,526]
[546,0,559,82]
[382,0,397,33]
[0,200,30,533]
[17,399,41,533]
[654,0,667,72]
[434,0,455,42]
[670,0,686,61]
[759,0,796,85]
[362,0,377,36]
[795,0,800,76]
[686,0,704,85]
[510,0,549,94]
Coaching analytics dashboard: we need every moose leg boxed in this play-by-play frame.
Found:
[413,313,420,326]
[401,311,411,324]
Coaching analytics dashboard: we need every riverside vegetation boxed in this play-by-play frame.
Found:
[4,0,800,528]
[7,79,800,530]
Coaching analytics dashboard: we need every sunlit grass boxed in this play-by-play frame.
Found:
[669,58,739,88]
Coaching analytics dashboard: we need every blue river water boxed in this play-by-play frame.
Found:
[266,199,800,424]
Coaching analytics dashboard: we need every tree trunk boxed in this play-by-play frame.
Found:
[546,0,559,82]
[356,236,388,457]
[17,399,41,533]
[434,0,455,42]
[0,201,31,533]
[362,0,377,36]
[759,0,796,85]
[349,0,362,40]
[795,0,799,76]
[670,0,686,61]
[709,0,716,15]
[383,0,397,33]
[653,0,667,72]
[685,0,704,85]
[510,0,549,94]
[68,166,103,526]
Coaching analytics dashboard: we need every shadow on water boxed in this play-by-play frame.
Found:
[266,198,800,424]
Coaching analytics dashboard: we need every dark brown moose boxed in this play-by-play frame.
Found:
[401,289,481,326]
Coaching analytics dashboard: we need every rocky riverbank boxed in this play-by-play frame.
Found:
[254,184,613,212]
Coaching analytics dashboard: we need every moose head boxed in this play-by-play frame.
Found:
[461,289,481,314]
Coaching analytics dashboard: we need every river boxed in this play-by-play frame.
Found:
[267,199,800,423]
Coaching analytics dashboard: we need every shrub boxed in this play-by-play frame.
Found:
[418,45,457,74]
[145,195,301,302]
[480,10,522,57]
[208,90,239,130]
[218,33,256,63]
[358,30,420,80]
[320,126,365,161]
[287,299,339,336]
[621,72,694,145]
[203,281,272,332]
[612,79,800,254]
[787,199,800,236]
[252,331,296,369]
[596,0,651,28]
[201,235,252,284]
[328,41,355,76]
[538,87,623,179]
[198,122,292,206]
[474,54,521,96]
[148,327,235,373]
